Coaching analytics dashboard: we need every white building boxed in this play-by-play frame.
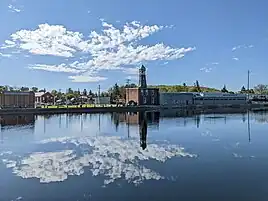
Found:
[159,92,247,106]
[94,97,110,104]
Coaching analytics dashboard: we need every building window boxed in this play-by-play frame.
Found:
[145,89,148,96]
[151,90,155,96]
[151,97,154,104]
[143,97,147,104]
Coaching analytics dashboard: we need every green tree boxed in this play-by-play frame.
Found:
[88,90,93,96]
[240,86,246,93]
[249,89,255,94]
[0,86,5,92]
[39,88,46,92]
[83,89,87,96]
[254,84,268,94]
[195,80,201,92]
[221,85,228,93]
[20,87,29,92]
[67,88,73,94]
[51,90,58,96]
[66,93,75,100]
[183,83,187,92]
[31,87,38,92]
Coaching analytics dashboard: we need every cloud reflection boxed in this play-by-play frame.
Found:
[2,136,196,185]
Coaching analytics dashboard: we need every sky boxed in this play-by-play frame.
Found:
[0,0,268,92]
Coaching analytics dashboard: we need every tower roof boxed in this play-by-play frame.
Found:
[140,65,146,71]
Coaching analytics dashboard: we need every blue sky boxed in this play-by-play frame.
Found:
[0,0,267,92]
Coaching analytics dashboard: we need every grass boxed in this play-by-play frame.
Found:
[41,104,116,109]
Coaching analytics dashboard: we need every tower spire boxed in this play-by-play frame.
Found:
[139,65,147,88]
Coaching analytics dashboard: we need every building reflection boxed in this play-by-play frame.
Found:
[0,115,35,143]
[0,114,35,128]
[111,112,160,150]
[139,112,148,150]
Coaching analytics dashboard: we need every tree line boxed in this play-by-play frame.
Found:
[1,81,267,101]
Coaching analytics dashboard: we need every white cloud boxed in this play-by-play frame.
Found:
[123,67,139,75]
[126,75,138,81]
[2,136,197,185]
[232,44,254,51]
[8,4,21,13]
[0,52,12,58]
[69,75,107,82]
[3,21,195,82]
[28,64,85,74]
[232,57,239,61]
[162,61,169,65]
[211,62,219,65]
[1,40,16,49]
[200,62,219,73]
[200,67,213,73]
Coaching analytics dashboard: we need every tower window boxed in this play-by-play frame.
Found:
[143,97,147,104]
[145,89,148,96]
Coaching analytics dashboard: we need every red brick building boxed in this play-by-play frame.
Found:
[125,65,160,105]
[35,92,54,104]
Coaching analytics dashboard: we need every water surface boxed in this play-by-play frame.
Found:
[0,111,268,201]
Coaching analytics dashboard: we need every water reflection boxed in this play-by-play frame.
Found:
[1,111,196,186]
[0,114,35,128]
[111,112,160,149]
[1,110,268,200]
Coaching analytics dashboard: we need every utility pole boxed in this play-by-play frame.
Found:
[98,85,100,105]
[126,78,131,105]
[247,70,250,102]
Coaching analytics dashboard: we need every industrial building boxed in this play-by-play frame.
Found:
[125,65,160,106]
[160,92,194,106]
[0,91,35,108]
[194,92,247,105]
[159,92,247,106]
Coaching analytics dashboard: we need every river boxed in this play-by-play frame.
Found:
[0,110,268,201]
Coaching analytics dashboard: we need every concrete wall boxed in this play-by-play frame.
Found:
[160,93,194,106]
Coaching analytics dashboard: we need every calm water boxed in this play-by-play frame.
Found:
[1,110,268,201]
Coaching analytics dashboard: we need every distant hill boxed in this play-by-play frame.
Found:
[148,85,220,93]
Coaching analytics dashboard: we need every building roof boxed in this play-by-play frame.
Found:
[198,92,246,97]
[140,65,146,71]
[35,92,45,97]
[1,91,34,95]
[35,92,53,97]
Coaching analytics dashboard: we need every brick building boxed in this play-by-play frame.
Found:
[125,65,160,105]
[0,91,35,108]
[35,92,54,104]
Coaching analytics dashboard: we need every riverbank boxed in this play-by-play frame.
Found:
[0,103,268,115]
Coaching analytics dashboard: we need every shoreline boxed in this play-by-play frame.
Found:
[0,104,268,115]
